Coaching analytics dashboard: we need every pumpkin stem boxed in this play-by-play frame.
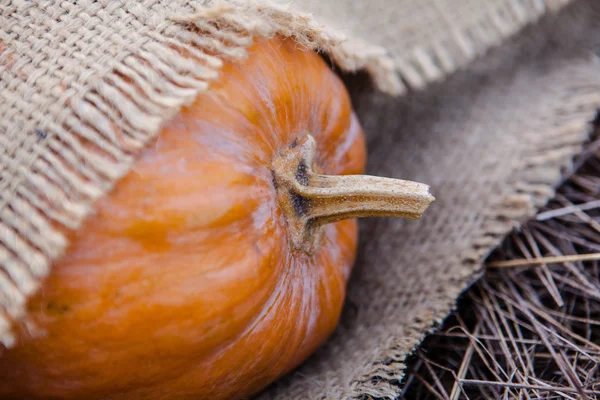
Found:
[272,135,434,254]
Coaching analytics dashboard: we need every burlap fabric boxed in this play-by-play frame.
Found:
[1,0,599,399]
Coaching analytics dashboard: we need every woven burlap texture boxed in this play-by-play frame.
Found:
[1,0,598,399]
[271,0,573,94]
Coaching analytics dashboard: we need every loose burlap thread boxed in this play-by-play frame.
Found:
[1,0,599,398]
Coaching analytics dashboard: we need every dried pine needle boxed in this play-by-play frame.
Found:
[486,253,600,268]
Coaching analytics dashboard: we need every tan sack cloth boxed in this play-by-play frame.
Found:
[1,0,599,398]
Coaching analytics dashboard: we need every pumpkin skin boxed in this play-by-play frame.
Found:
[0,37,367,400]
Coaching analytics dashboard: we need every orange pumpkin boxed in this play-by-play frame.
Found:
[0,37,432,400]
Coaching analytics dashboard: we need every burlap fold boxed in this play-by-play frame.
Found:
[1,0,598,398]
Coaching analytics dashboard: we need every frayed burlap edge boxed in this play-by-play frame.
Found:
[390,0,574,92]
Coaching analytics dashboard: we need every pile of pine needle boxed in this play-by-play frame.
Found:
[402,125,600,399]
